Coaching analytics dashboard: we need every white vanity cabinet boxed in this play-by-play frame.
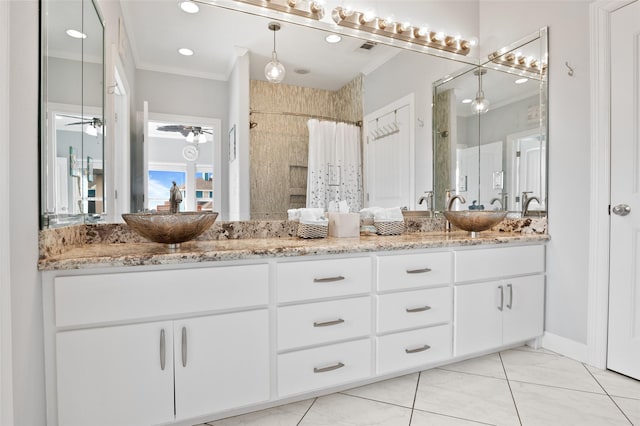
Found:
[375,252,454,375]
[49,264,270,426]
[453,245,545,357]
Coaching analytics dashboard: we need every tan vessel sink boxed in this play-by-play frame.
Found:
[443,210,507,235]
[122,211,218,248]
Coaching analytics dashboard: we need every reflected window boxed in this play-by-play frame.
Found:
[148,169,186,212]
[195,170,213,211]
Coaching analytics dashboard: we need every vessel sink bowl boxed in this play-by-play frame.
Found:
[443,210,507,234]
[122,212,218,246]
[402,210,432,218]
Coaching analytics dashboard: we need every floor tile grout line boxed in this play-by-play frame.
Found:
[508,378,613,396]
[499,351,523,426]
[296,397,318,426]
[582,363,635,425]
[408,371,422,426]
[411,407,497,426]
[337,391,414,411]
[437,366,506,380]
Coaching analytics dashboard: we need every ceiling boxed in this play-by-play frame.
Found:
[118,0,401,90]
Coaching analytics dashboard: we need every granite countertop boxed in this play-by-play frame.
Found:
[39,231,550,271]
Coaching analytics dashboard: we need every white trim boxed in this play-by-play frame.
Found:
[586,0,636,370]
[0,1,14,424]
[542,332,589,363]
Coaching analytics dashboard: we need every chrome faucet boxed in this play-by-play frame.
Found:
[418,191,434,211]
[448,195,466,211]
[522,195,540,216]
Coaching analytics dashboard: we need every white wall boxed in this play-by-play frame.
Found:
[228,51,250,221]
[480,1,593,345]
[8,1,46,425]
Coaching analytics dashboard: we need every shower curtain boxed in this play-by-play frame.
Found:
[306,119,362,212]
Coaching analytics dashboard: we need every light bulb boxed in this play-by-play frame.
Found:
[471,95,490,114]
[186,131,195,143]
[198,133,207,144]
[265,58,286,83]
[85,124,98,136]
[179,1,199,13]
[360,10,375,24]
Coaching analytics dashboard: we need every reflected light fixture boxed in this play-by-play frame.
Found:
[515,77,529,84]
[325,34,342,44]
[66,29,87,39]
[179,1,199,13]
[198,133,207,144]
[461,98,472,104]
[186,131,195,143]
[233,0,325,20]
[85,124,98,136]
[471,69,490,114]
[178,47,194,56]
[265,22,285,84]
[487,49,546,77]
[331,6,472,56]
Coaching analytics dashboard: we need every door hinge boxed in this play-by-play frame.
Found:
[516,151,521,158]
[608,204,611,215]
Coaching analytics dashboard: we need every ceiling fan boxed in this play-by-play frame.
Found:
[156,124,212,143]
[60,114,104,136]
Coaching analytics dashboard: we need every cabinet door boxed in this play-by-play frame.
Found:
[502,275,545,345]
[56,321,175,426]
[174,309,270,420]
[454,281,503,356]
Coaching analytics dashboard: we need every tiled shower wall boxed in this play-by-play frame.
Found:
[249,76,363,219]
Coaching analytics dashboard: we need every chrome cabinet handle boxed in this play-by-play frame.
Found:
[313,318,345,327]
[313,362,345,373]
[406,268,432,274]
[406,305,432,313]
[612,204,631,216]
[498,285,504,311]
[313,276,345,283]
[506,284,513,309]
[405,344,431,354]
[159,329,166,371]
[181,326,187,368]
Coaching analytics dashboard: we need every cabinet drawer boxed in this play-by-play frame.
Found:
[277,257,371,303]
[377,252,452,291]
[377,324,452,375]
[55,264,269,327]
[377,287,451,334]
[278,297,371,351]
[278,339,371,397]
[455,245,545,283]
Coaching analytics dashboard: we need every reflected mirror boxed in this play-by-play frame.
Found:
[432,28,548,216]
[40,0,104,227]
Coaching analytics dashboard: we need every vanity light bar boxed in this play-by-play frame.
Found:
[487,50,547,76]
[232,0,325,20]
[331,7,471,56]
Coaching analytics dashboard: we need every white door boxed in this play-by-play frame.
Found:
[502,275,545,346]
[608,0,640,380]
[174,310,270,420]
[454,281,503,356]
[457,141,503,208]
[56,321,175,426]
[364,96,414,209]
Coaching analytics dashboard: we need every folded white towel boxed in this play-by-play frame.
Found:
[359,207,384,219]
[373,207,404,222]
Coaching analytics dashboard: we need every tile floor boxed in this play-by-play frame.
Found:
[196,346,640,426]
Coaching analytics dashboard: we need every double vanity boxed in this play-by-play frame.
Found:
[40,222,547,426]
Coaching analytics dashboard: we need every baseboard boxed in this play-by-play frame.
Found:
[542,332,588,363]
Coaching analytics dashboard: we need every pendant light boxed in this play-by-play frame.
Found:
[471,68,490,114]
[265,22,285,84]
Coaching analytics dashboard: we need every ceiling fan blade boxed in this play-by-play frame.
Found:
[57,114,85,120]
[66,121,90,126]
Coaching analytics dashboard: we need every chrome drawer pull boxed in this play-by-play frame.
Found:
[406,305,431,313]
[181,326,187,367]
[313,362,345,373]
[159,329,166,371]
[313,276,345,283]
[506,283,513,309]
[498,285,504,311]
[405,344,431,354]
[313,318,345,327]
[406,267,432,274]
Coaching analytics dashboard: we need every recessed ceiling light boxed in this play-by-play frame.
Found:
[66,29,87,39]
[325,34,342,44]
[461,99,472,104]
[178,48,194,56]
[179,1,199,13]
[515,78,529,84]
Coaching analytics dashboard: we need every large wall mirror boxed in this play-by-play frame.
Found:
[39,0,548,228]
[40,0,105,228]
[432,28,548,216]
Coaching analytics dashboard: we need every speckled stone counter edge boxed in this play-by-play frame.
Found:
[39,216,547,268]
